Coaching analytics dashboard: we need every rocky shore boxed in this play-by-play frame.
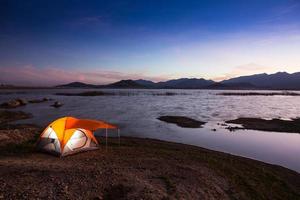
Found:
[0,111,299,199]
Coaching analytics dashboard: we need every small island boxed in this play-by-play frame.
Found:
[158,116,206,128]
[226,117,300,133]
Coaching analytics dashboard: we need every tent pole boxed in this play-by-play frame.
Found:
[118,129,120,146]
[105,128,108,151]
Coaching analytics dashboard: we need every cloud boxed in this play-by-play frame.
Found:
[0,65,167,86]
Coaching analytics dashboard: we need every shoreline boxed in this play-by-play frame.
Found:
[0,110,299,199]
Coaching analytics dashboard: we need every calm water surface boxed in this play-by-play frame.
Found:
[1,89,300,172]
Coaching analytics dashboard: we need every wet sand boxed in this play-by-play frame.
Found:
[0,111,299,199]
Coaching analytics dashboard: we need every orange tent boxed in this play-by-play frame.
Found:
[36,117,117,156]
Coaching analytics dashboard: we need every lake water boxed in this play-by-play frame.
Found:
[1,89,300,173]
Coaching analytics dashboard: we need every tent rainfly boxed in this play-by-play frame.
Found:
[36,116,117,156]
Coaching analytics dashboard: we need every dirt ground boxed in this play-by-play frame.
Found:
[0,110,299,200]
[0,136,299,200]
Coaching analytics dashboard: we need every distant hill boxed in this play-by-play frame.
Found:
[105,80,146,88]
[222,72,300,90]
[56,82,98,88]
[134,79,156,87]
[156,78,215,89]
[55,71,300,90]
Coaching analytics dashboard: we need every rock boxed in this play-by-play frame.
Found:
[29,97,53,103]
[15,98,27,105]
[28,99,45,103]
[42,97,53,101]
[0,99,22,109]
[51,101,63,108]
[226,126,243,132]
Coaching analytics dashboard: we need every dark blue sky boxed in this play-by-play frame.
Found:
[1,0,300,85]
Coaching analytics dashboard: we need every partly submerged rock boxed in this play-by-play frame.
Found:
[158,116,206,128]
[0,99,27,109]
[50,101,63,108]
[15,98,27,105]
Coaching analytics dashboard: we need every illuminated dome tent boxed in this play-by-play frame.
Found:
[37,117,117,156]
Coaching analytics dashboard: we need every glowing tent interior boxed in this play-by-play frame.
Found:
[36,117,117,156]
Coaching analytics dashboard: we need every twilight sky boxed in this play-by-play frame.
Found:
[1,0,300,86]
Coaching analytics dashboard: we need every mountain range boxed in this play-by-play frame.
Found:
[56,71,300,90]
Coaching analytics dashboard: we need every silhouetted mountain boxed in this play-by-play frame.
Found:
[222,72,300,90]
[134,79,156,87]
[106,80,146,88]
[56,82,98,88]
[56,71,300,90]
[156,78,215,89]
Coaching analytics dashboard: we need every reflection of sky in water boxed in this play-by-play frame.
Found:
[1,89,300,172]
